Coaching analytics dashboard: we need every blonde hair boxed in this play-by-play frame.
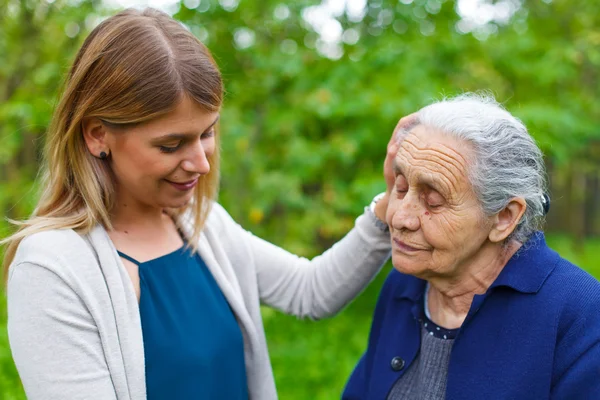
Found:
[2,8,223,281]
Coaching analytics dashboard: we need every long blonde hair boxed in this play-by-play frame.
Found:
[2,8,223,281]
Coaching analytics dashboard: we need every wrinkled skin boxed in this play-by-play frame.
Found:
[387,124,494,281]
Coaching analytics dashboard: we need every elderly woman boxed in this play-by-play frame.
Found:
[343,94,600,399]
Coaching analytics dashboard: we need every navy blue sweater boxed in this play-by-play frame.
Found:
[343,233,600,399]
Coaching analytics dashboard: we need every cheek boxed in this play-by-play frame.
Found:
[424,207,490,252]
[134,159,170,181]
[421,210,466,248]
[118,152,177,183]
[148,157,177,175]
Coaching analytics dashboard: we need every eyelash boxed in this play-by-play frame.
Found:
[159,144,181,153]
[425,193,444,209]
[202,130,215,139]
[158,130,215,153]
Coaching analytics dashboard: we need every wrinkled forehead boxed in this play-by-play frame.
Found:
[394,125,474,194]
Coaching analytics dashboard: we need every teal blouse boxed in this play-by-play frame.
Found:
[118,246,248,399]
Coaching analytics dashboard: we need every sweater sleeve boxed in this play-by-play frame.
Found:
[550,342,600,399]
[213,204,391,319]
[550,273,600,399]
[7,262,117,400]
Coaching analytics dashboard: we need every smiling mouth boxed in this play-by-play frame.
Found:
[166,178,199,191]
[393,238,427,253]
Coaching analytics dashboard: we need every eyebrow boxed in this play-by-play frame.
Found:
[150,115,220,143]
[393,159,446,194]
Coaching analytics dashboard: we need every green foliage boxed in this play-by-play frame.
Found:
[0,0,104,220]
[1,0,599,398]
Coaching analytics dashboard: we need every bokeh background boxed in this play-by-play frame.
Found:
[1,0,599,398]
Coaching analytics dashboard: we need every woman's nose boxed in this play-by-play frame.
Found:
[181,141,210,175]
[390,192,421,231]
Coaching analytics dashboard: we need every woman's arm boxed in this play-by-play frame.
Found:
[212,199,391,320]
[7,262,117,400]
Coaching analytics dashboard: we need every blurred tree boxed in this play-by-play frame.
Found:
[0,0,102,223]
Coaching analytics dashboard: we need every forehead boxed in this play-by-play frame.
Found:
[128,97,219,138]
[395,125,473,192]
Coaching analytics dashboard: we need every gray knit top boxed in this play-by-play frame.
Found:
[387,289,459,400]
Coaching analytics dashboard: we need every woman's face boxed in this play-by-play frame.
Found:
[103,97,219,211]
[387,125,494,279]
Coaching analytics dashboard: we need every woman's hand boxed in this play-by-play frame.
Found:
[375,114,418,222]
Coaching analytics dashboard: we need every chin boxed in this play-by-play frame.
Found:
[391,255,424,276]
[161,195,194,209]
[173,198,193,209]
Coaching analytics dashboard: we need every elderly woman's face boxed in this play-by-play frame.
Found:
[387,125,493,279]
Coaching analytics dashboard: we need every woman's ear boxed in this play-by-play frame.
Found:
[82,117,109,158]
[489,197,527,243]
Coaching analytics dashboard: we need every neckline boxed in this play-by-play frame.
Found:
[117,245,186,266]
[423,283,460,340]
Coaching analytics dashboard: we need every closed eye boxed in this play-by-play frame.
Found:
[425,191,445,209]
[158,129,214,153]
[159,142,182,153]
[201,129,215,139]
[395,175,408,195]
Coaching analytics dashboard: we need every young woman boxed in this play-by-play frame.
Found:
[3,8,405,400]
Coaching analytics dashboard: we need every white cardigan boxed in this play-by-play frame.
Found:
[7,203,391,399]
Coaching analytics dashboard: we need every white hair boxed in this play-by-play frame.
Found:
[402,92,547,243]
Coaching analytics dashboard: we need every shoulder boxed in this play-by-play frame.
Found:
[543,257,600,314]
[206,201,234,226]
[543,257,600,333]
[531,252,600,370]
[206,201,237,230]
[11,228,95,280]
[198,201,252,255]
[509,236,600,321]
[15,229,88,261]
[204,202,246,240]
[177,201,240,240]
[536,255,600,385]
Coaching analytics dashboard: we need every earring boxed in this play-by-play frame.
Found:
[99,151,108,159]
